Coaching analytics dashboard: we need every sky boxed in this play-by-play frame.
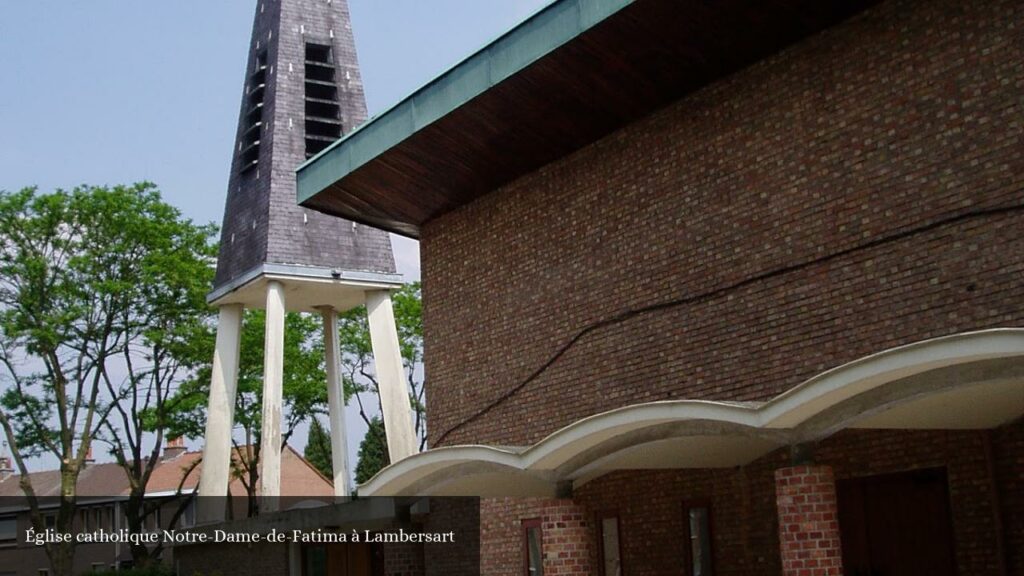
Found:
[0,0,548,474]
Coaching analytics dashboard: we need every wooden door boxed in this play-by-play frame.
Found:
[305,543,382,576]
[837,468,956,576]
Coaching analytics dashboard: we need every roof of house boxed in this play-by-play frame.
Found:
[296,0,878,238]
[0,445,332,499]
[0,462,129,499]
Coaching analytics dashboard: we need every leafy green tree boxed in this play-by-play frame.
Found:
[304,417,333,479]
[168,309,339,516]
[354,417,389,485]
[0,184,216,576]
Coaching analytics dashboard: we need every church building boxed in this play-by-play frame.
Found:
[297,0,1024,574]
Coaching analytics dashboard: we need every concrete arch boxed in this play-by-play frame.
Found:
[359,328,1024,496]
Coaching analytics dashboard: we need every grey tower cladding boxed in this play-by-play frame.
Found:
[213,0,395,291]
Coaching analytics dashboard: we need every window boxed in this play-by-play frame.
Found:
[144,507,161,532]
[180,498,196,528]
[304,544,327,576]
[686,505,713,576]
[598,514,622,576]
[240,49,268,173]
[522,518,543,576]
[0,516,16,542]
[303,41,342,158]
[91,563,105,572]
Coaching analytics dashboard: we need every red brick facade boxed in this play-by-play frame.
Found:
[775,466,843,576]
[383,542,425,576]
[408,0,1024,573]
[480,498,592,576]
[476,424,1022,575]
[421,0,1024,449]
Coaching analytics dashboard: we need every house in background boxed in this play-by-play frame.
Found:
[296,0,1024,574]
[0,441,333,575]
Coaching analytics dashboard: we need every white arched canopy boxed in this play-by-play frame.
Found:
[360,329,1024,497]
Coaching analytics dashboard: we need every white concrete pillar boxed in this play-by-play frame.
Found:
[365,290,417,462]
[259,280,286,513]
[317,306,351,498]
[197,304,244,523]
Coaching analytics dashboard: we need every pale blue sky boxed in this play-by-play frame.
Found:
[0,0,548,473]
[0,0,549,280]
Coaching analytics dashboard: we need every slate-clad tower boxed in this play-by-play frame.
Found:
[212,0,394,289]
[198,0,417,522]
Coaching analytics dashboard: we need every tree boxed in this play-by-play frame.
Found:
[354,417,389,485]
[304,417,332,479]
[0,184,217,576]
[337,282,426,453]
[168,309,337,516]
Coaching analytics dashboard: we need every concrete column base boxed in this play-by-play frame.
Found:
[775,465,844,576]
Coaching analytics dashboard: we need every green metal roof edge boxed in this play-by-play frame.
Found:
[296,0,636,206]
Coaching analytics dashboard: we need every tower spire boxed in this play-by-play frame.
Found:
[212,0,395,292]
[198,0,416,522]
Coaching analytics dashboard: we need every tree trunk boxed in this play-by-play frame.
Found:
[126,491,156,568]
[49,466,78,576]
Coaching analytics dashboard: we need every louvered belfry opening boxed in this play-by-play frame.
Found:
[240,49,268,173]
[304,42,343,158]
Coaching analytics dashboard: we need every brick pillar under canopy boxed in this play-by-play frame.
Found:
[775,465,844,576]
[540,500,592,576]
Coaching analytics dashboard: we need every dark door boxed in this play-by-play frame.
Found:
[837,468,956,576]
[303,543,383,576]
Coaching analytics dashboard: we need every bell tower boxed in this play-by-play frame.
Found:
[198,0,417,522]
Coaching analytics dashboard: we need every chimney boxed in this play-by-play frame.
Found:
[84,446,95,466]
[0,454,13,481]
[163,437,187,461]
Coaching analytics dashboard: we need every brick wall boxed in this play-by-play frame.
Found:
[574,457,785,576]
[775,466,843,576]
[422,497,481,576]
[817,429,1004,574]
[420,0,1024,448]
[383,541,425,576]
[480,498,592,576]
[564,424,1022,576]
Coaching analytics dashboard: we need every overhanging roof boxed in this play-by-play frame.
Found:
[297,0,877,238]
[358,329,1024,497]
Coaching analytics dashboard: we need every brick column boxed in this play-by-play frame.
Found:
[479,497,592,576]
[383,541,425,576]
[775,465,844,576]
[540,500,592,576]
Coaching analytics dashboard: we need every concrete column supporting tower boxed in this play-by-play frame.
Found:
[365,290,417,462]
[197,304,244,523]
[259,281,287,512]
[318,305,352,498]
[775,465,844,576]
